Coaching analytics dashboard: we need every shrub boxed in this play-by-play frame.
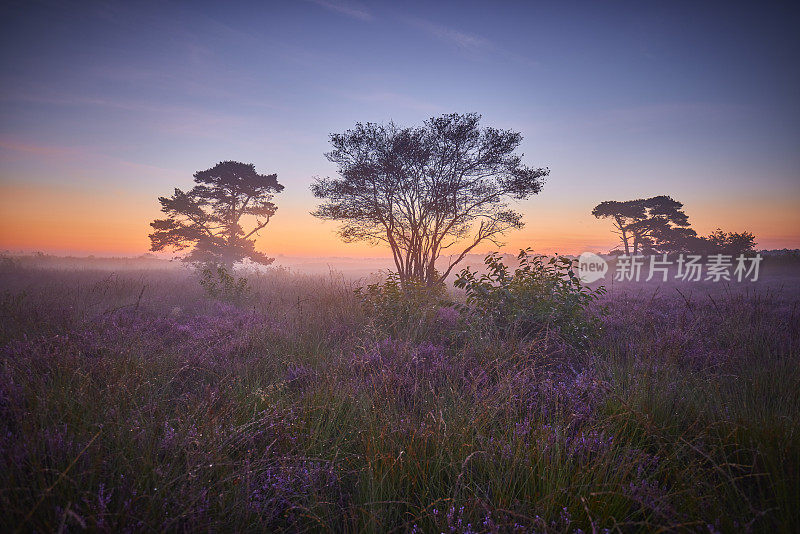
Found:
[454,249,605,343]
[355,273,450,339]
[198,264,250,303]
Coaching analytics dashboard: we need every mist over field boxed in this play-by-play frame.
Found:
[2,251,800,532]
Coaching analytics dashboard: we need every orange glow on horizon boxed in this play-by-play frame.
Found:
[1,181,799,258]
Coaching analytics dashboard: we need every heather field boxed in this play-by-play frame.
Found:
[1,259,799,533]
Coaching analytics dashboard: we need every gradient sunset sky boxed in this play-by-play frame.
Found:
[1,0,798,258]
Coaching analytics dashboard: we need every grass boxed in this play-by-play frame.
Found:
[0,260,798,532]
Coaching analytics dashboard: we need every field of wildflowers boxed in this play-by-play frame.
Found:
[1,257,798,532]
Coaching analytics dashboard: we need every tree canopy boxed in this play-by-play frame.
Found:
[703,228,757,254]
[311,113,549,286]
[593,196,757,254]
[592,196,697,254]
[149,161,284,266]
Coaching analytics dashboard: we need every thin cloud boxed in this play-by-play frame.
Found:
[0,93,252,138]
[403,17,537,67]
[0,135,182,177]
[406,18,493,54]
[0,138,78,158]
[308,0,374,22]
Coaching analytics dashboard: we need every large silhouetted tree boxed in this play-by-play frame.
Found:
[149,161,284,266]
[592,196,696,253]
[311,113,549,286]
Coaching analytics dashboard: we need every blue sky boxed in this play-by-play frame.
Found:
[1,0,798,255]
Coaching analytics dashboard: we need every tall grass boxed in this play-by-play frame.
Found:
[1,263,798,532]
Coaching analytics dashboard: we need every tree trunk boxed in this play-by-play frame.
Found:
[615,216,630,255]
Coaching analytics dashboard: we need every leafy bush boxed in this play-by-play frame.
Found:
[454,249,605,342]
[198,264,250,303]
[355,273,451,339]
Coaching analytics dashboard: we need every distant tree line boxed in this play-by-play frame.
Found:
[592,196,756,255]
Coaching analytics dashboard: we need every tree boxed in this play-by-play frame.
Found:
[628,196,697,253]
[703,228,757,254]
[311,113,549,286]
[592,196,696,254]
[590,200,646,255]
[149,161,284,267]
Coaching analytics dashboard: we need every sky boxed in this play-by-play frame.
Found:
[1,0,799,258]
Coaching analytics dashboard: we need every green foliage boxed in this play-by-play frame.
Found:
[355,272,448,338]
[198,264,250,302]
[454,249,605,342]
